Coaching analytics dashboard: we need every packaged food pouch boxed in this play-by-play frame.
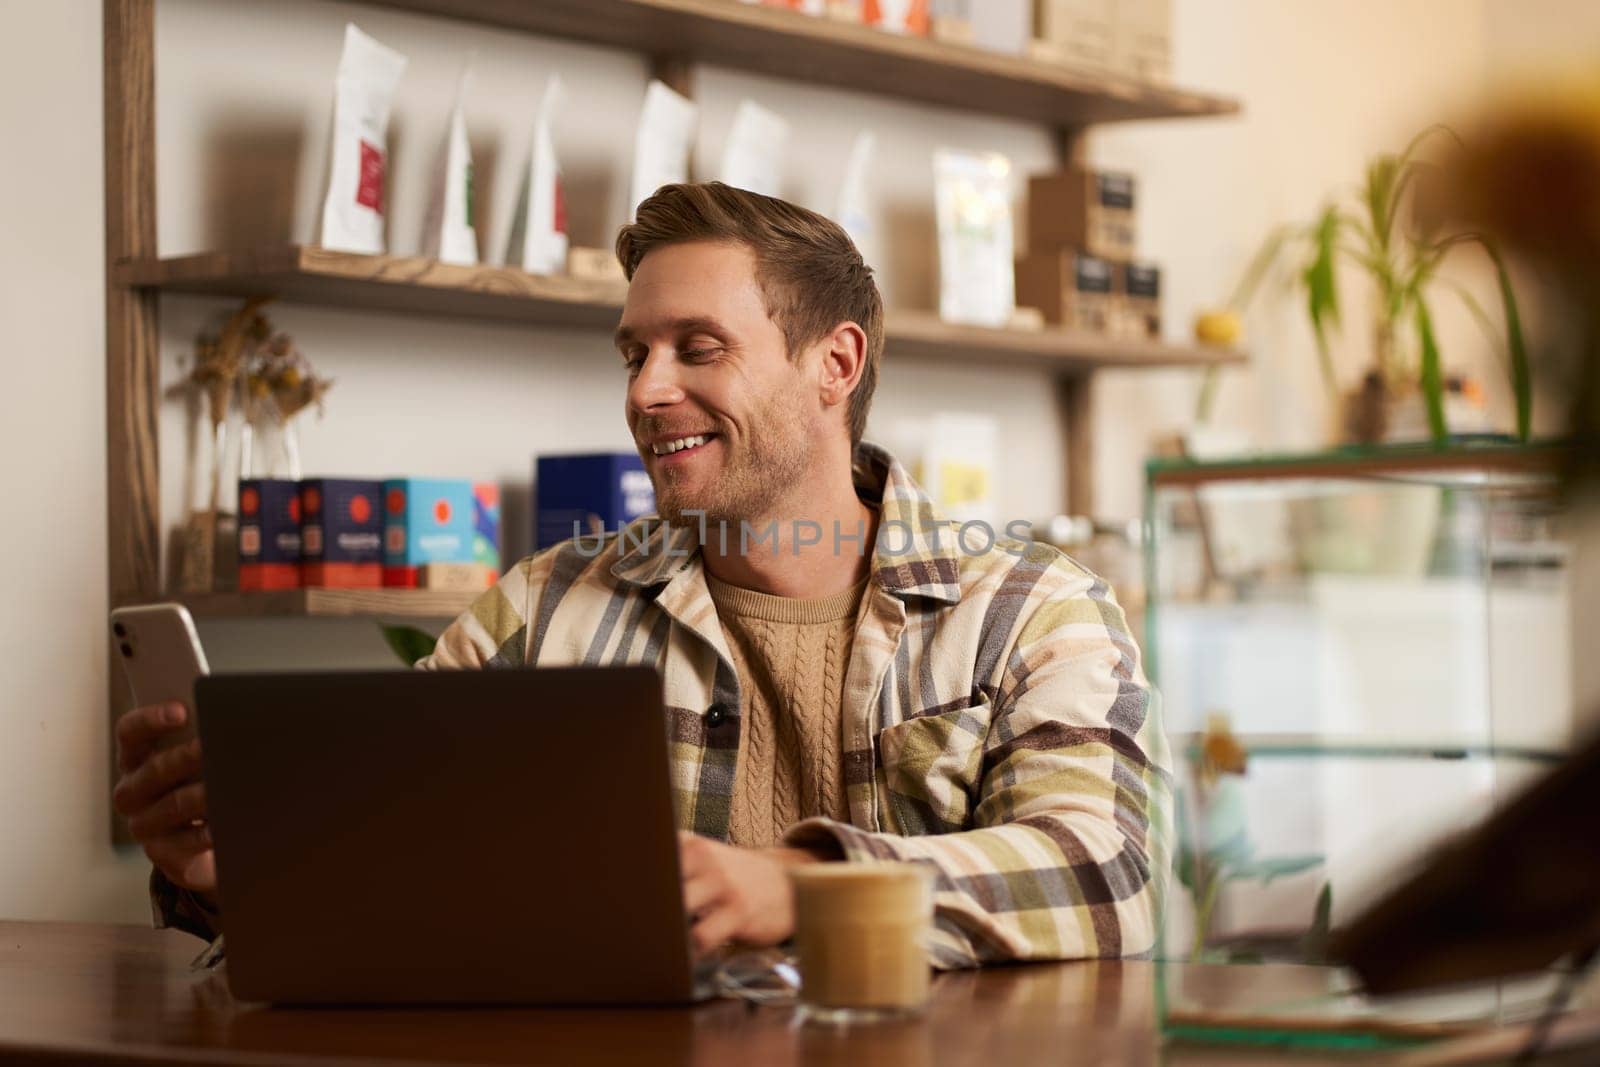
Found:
[835,130,876,259]
[505,75,569,275]
[864,0,929,34]
[719,100,789,198]
[630,80,698,220]
[319,24,407,255]
[422,62,480,265]
[933,148,1015,327]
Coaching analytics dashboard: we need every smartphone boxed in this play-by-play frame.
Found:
[110,603,211,750]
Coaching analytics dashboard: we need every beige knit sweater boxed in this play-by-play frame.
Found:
[707,572,868,849]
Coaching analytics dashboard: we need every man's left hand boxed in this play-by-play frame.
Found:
[678,832,830,957]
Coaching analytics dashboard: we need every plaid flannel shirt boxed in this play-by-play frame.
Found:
[155,444,1171,967]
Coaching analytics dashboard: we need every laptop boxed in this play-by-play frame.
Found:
[195,665,707,1005]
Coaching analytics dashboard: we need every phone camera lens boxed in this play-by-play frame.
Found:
[119,642,134,658]
[113,623,126,638]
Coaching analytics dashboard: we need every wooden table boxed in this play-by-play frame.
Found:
[0,921,1590,1065]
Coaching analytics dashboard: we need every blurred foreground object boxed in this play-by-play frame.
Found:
[1333,76,1600,1004]
[1332,736,1600,995]
[1454,76,1600,486]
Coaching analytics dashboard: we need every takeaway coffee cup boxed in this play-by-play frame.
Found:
[789,862,935,1023]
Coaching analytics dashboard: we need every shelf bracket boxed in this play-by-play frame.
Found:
[1053,124,1094,516]
[649,53,696,99]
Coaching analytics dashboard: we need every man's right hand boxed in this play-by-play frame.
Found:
[113,702,216,900]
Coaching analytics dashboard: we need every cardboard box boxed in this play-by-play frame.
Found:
[382,478,476,587]
[419,562,494,591]
[300,478,383,588]
[1014,249,1115,332]
[1026,167,1136,261]
[1112,0,1171,83]
[1119,261,1162,339]
[535,453,655,551]
[237,478,301,591]
[1033,0,1114,70]
[472,482,501,578]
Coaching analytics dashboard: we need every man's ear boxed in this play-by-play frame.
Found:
[816,320,868,413]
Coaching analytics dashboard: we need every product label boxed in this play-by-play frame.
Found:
[337,531,382,553]
[1074,254,1114,295]
[1097,172,1135,210]
[1125,264,1161,298]
[622,469,655,518]
[357,140,385,212]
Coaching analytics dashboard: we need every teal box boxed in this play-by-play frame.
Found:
[382,478,476,587]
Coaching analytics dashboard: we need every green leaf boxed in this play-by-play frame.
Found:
[1201,779,1255,870]
[380,624,438,667]
[1231,853,1324,885]
[1300,882,1334,962]
[1426,234,1533,441]
[1482,243,1533,441]
[1226,223,1295,310]
[1365,154,1401,251]
[1389,124,1461,242]
[1415,296,1449,443]
[1304,206,1343,395]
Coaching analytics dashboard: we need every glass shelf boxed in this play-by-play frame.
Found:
[1145,442,1579,1048]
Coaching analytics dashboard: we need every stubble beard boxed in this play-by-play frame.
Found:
[648,388,813,534]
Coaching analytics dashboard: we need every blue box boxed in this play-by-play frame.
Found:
[300,478,383,587]
[535,452,655,550]
[382,478,477,587]
[237,478,301,591]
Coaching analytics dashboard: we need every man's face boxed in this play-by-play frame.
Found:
[615,241,817,526]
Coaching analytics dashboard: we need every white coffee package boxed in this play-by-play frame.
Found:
[719,100,789,197]
[318,24,407,255]
[504,76,569,274]
[421,63,479,265]
[630,80,698,220]
[933,148,1016,327]
[835,130,877,259]
[920,413,999,527]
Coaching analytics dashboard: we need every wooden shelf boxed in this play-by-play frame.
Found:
[884,310,1243,372]
[177,588,479,619]
[115,246,628,331]
[117,246,1245,373]
[355,0,1240,126]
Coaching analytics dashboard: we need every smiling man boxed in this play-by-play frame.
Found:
[128,182,1170,968]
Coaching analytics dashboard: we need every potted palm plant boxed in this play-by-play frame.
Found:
[1196,126,1532,445]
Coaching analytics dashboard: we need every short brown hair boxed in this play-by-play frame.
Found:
[615,182,884,447]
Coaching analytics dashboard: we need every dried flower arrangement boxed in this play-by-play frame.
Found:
[169,298,332,592]
[239,324,333,482]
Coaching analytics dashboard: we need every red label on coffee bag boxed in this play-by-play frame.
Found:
[357,140,385,211]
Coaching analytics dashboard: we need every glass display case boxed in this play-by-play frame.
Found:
[1142,441,1582,1047]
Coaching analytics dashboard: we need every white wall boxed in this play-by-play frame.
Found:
[1091,0,1495,517]
[0,0,1583,923]
[0,0,151,921]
